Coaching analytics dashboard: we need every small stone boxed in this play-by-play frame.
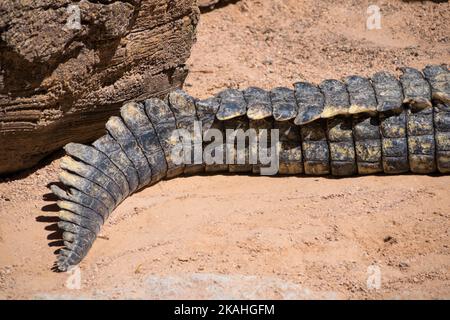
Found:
[384,236,398,244]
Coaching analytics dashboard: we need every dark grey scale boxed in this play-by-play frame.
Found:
[195,97,221,132]
[63,236,96,256]
[57,242,95,272]
[167,89,203,175]
[326,117,357,176]
[249,118,273,174]
[51,185,110,220]
[62,240,94,261]
[274,120,303,175]
[400,67,436,173]
[406,107,436,173]
[92,134,138,195]
[400,67,432,111]
[64,143,129,202]
[105,116,153,189]
[60,156,123,205]
[423,64,450,105]
[194,97,224,172]
[270,87,298,121]
[57,247,80,261]
[120,102,168,184]
[224,116,253,173]
[215,89,251,173]
[144,98,185,179]
[216,88,247,120]
[434,102,450,173]
[57,200,104,227]
[352,116,383,175]
[319,79,350,118]
[58,210,100,235]
[58,221,97,261]
[345,75,381,174]
[58,221,97,252]
[344,76,378,115]
[62,225,96,242]
[61,230,80,243]
[61,231,76,244]
[379,111,410,174]
[62,230,96,251]
[294,82,325,126]
[56,202,101,271]
[203,116,228,173]
[243,87,273,174]
[58,246,80,259]
[371,71,404,113]
[300,120,330,175]
[244,87,272,120]
[60,239,96,267]
[57,249,83,272]
[58,248,78,260]
[58,170,115,212]
[58,221,95,238]
[270,87,302,174]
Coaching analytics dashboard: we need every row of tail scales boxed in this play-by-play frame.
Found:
[51,64,450,271]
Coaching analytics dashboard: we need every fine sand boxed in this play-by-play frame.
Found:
[0,0,449,299]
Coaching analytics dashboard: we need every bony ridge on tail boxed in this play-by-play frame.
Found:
[50,64,450,271]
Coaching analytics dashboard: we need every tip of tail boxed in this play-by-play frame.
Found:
[56,260,70,272]
[56,252,79,272]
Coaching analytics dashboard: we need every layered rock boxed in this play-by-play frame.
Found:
[0,0,199,174]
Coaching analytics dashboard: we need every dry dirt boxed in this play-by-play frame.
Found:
[1,0,450,299]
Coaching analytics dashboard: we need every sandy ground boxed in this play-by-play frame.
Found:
[1,0,450,299]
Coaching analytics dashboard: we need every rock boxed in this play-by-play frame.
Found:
[0,0,199,175]
[383,235,398,244]
[198,0,237,11]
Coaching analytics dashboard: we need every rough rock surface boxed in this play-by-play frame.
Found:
[0,0,199,175]
[198,0,237,11]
